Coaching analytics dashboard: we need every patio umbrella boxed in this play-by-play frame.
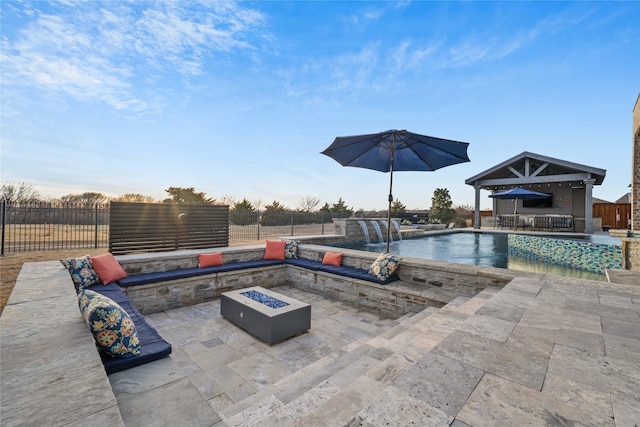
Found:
[321,129,470,252]
[488,187,551,215]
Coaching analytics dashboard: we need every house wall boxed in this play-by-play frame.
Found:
[632,93,640,231]
[494,185,574,215]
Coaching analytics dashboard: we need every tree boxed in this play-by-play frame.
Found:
[113,193,156,203]
[163,187,215,204]
[218,195,236,206]
[0,182,41,203]
[60,192,108,206]
[390,198,406,214]
[297,196,321,212]
[261,200,289,226]
[330,197,353,216]
[430,188,456,224]
[230,198,257,225]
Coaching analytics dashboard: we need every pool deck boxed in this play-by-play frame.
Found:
[105,275,640,426]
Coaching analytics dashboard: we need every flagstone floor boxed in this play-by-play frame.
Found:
[108,276,640,426]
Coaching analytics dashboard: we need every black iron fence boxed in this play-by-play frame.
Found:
[0,201,110,254]
[0,201,353,255]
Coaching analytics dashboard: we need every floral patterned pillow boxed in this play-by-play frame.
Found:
[60,256,100,291]
[78,289,140,358]
[368,253,401,281]
[281,240,299,259]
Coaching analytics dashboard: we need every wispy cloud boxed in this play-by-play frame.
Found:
[1,1,268,113]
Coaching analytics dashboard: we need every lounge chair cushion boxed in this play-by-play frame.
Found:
[90,253,128,284]
[78,289,140,358]
[89,283,172,374]
[368,253,402,281]
[60,256,101,290]
[199,252,224,267]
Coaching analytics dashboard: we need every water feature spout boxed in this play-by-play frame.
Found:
[380,220,393,242]
[357,220,371,244]
[391,220,403,241]
[370,220,385,243]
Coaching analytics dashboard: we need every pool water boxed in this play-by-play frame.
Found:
[345,232,617,281]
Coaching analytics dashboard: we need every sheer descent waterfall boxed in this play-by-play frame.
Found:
[392,220,403,241]
[370,220,385,243]
[357,220,371,244]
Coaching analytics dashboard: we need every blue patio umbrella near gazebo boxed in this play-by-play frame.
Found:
[321,129,470,252]
[489,187,551,216]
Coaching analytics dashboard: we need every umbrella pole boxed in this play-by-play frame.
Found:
[386,158,394,253]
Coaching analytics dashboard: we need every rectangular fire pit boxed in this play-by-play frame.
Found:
[220,286,311,345]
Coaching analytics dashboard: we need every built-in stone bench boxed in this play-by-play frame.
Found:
[1,244,518,425]
[114,244,516,317]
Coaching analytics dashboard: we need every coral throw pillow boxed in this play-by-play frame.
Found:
[322,252,343,266]
[199,252,224,267]
[90,253,128,284]
[264,240,286,260]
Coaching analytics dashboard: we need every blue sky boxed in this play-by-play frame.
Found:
[1,1,638,211]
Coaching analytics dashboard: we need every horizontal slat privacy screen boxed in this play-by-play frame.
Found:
[109,202,229,255]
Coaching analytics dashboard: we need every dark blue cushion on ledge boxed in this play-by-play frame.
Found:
[117,266,225,287]
[117,260,286,287]
[284,258,323,270]
[212,259,284,273]
[89,283,172,374]
[316,264,399,285]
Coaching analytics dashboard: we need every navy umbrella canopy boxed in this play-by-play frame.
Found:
[489,187,550,215]
[321,129,470,252]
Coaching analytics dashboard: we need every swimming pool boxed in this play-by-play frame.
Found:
[344,232,620,281]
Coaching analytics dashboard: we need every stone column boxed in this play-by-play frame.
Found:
[474,185,482,229]
[584,178,596,234]
[632,94,640,232]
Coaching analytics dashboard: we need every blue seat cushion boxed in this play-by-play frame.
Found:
[117,260,285,287]
[212,259,284,273]
[316,264,399,285]
[117,266,218,287]
[285,258,323,270]
[89,283,172,374]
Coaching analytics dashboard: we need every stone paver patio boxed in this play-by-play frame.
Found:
[106,276,640,426]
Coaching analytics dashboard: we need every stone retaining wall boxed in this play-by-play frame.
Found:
[116,244,516,317]
[622,237,640,271]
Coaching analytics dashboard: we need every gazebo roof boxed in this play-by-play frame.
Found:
[465,151,606,189]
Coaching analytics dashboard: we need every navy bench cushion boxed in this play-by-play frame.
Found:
[316,263,399,285]
[89,283,172,374]
[117,266,218,287]
[284,258,323,270]
[117,260,285,287]
[212,259,284,273]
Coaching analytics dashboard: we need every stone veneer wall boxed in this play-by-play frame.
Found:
[508,235,622,274]
[621,238,640,271]
[332,218,401,244]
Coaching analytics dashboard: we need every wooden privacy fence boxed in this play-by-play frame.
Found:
[593,203,631,230]
[109,202,229,255]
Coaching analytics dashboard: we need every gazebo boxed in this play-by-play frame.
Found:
[465,152,606,233]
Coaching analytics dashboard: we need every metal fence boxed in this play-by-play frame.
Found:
[0,201,353,255]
